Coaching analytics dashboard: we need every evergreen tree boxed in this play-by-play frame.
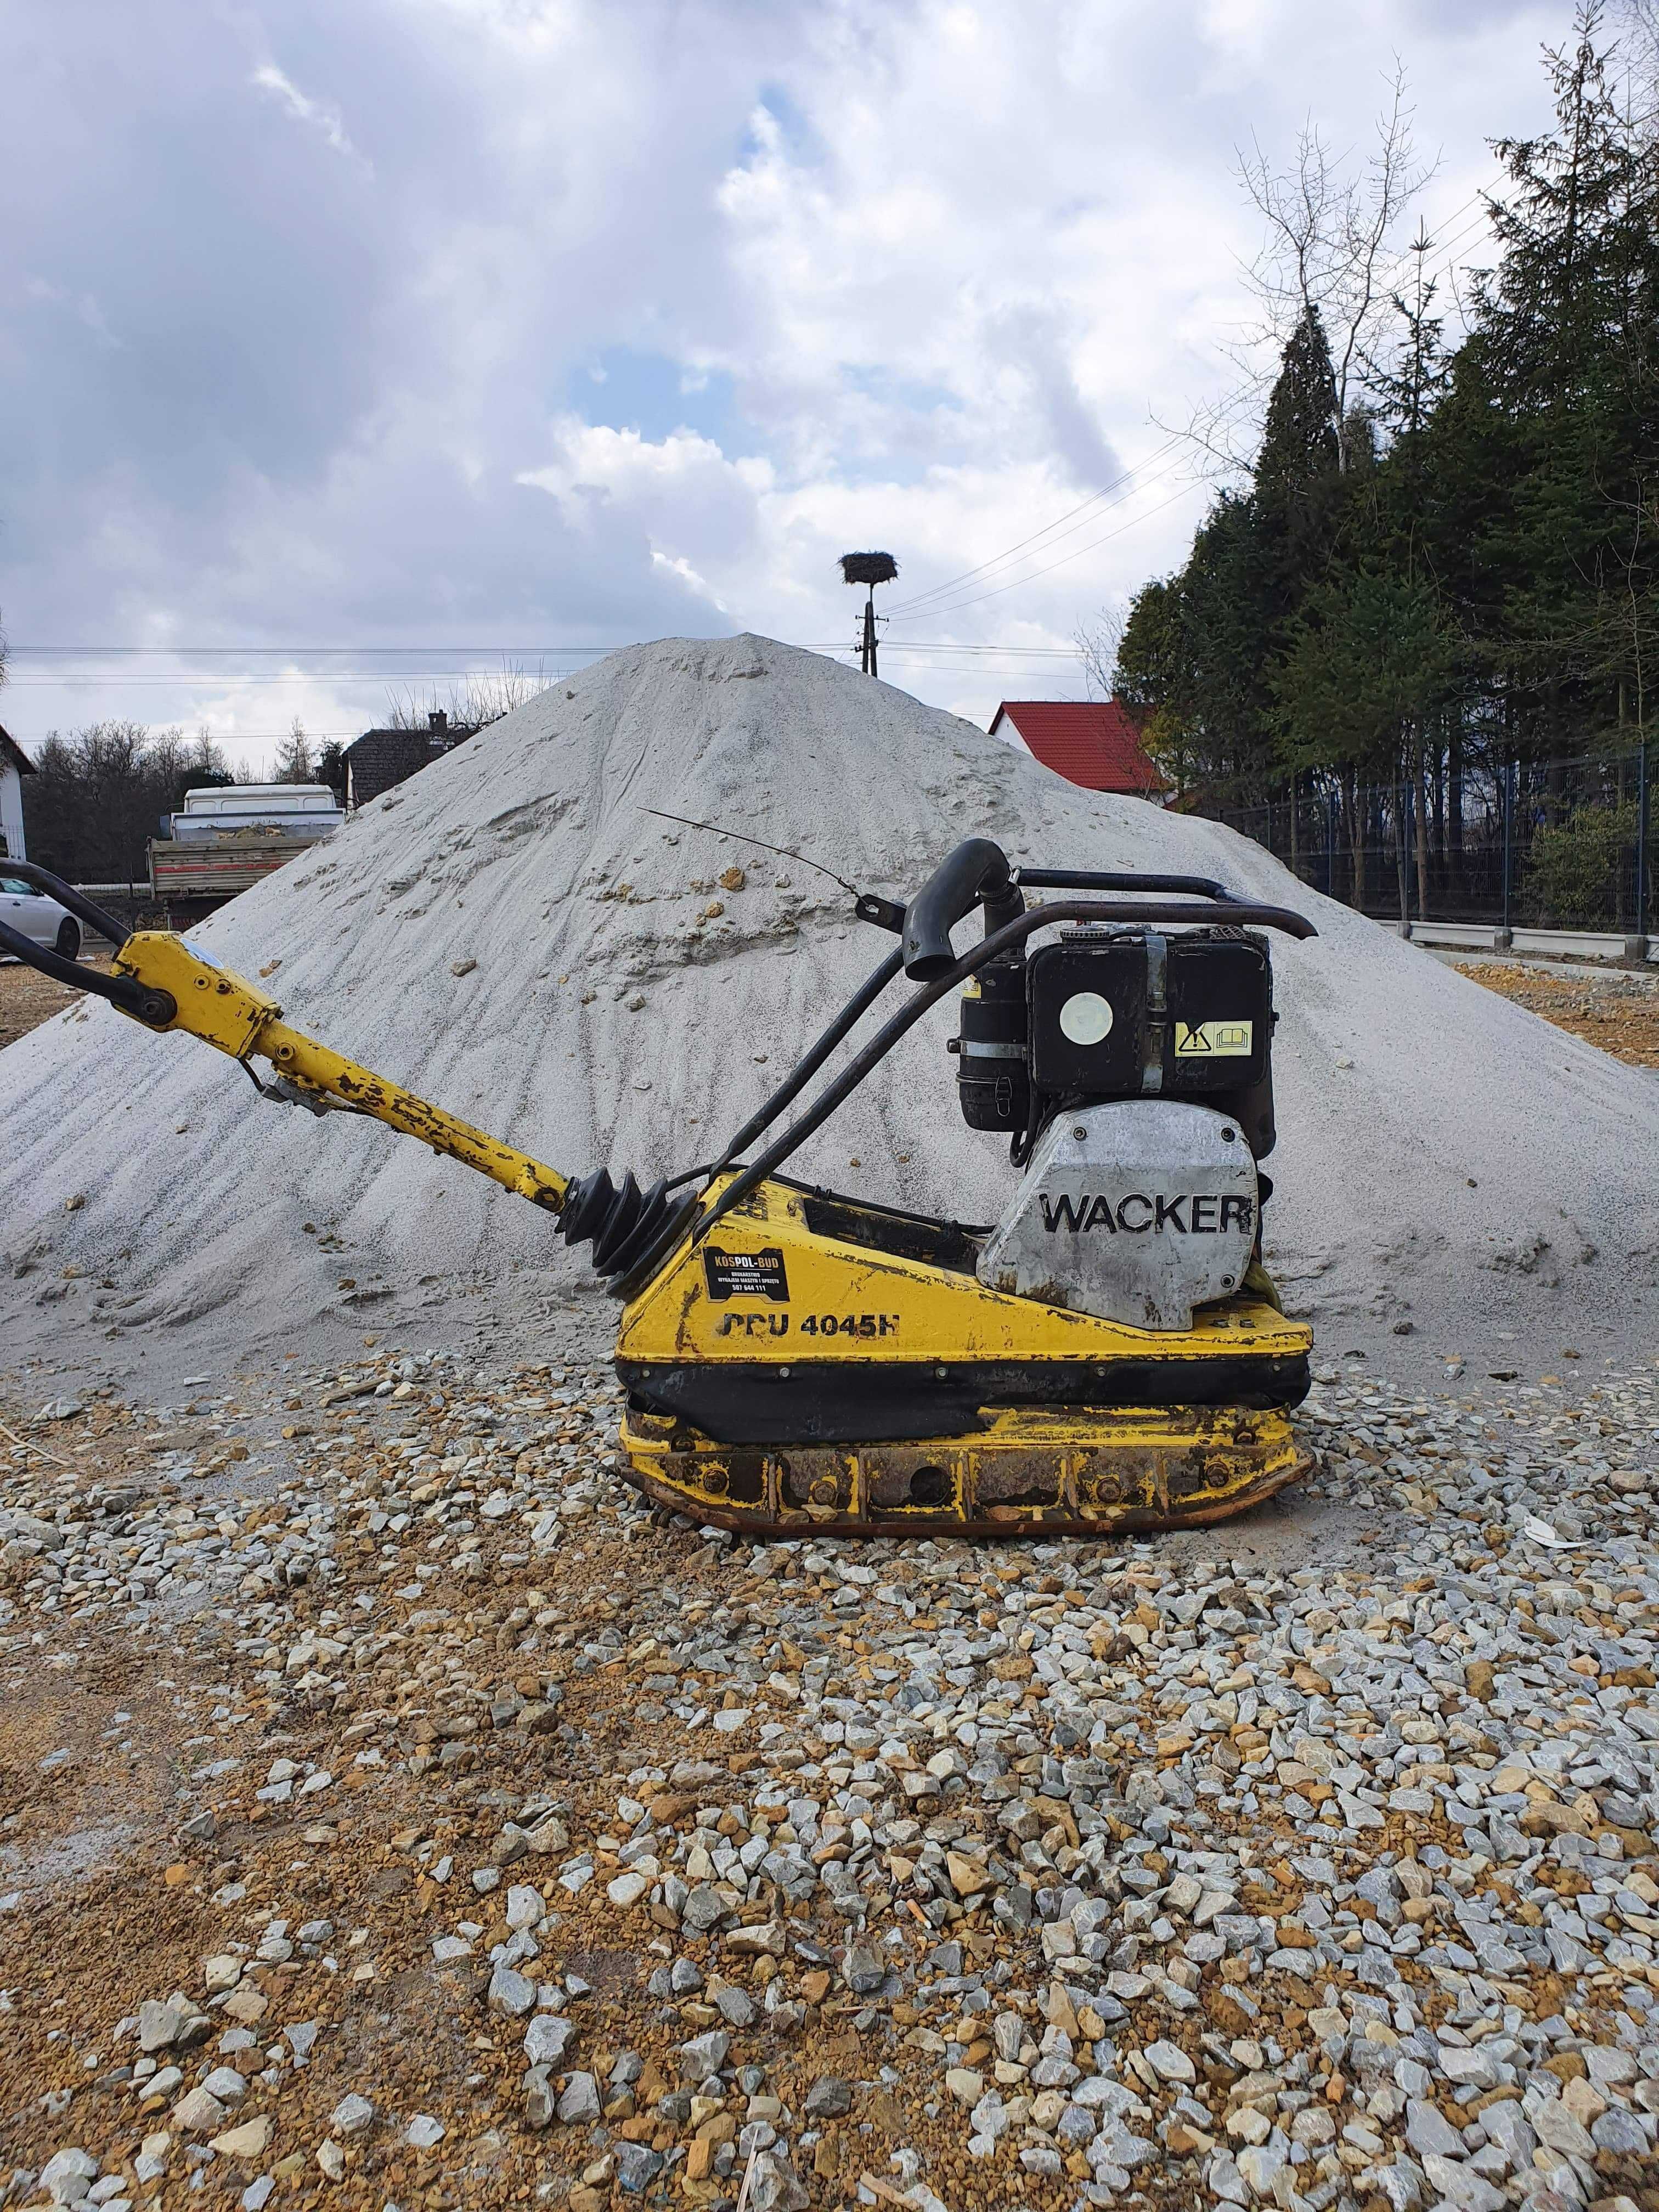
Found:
[316,741,348,808]
[1253,303,1342,573]
[1436,7,1656,748]
[1110,1,1659,858]
[1271,568,1453,778]
[1370,228,1447,442]
[1115,311,1345,802]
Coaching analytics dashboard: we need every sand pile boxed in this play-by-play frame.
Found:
[2,633,1655,1369]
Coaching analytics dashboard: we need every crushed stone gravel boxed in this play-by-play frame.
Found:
[2,1339,1656,2211]
[1454,962,1659,1070]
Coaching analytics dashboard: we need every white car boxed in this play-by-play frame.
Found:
[1,873,82,960]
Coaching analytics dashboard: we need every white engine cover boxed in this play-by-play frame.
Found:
[976,1100,1257,1330]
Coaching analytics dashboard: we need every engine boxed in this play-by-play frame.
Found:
[953,927,1279,1329]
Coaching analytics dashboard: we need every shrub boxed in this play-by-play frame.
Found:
[1525,801,1638,928]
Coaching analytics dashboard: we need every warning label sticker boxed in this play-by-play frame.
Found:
[1174,1019,1254,1058]
[702,1246,790,1302]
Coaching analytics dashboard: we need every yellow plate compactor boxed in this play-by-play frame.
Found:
[1,840,1317,1537]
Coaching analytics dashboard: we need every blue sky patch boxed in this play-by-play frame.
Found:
[746,82,816,163]
[574,347,737,447]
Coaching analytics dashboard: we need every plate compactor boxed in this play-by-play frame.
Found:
[1,839,1318,1537]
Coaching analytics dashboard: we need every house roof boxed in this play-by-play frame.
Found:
[0,725,35,777]
[342,728,438,770]
[342,719,478,765]
[990,699,1168,796]
[341,721,482,809]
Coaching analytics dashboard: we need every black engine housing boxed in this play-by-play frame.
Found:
[953,926,1278,1160]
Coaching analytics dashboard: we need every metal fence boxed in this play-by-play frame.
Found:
[68,883,160,939]
[1194,740,1653,951]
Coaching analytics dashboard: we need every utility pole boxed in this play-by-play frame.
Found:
[838,552,898,676]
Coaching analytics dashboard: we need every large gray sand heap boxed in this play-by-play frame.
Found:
[2,633,1655,1370]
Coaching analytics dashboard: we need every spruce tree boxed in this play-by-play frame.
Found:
[1255,307,1341,511]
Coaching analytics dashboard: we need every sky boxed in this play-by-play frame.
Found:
[0,0,1578,765]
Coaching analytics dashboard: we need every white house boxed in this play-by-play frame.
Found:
[0,726,32,862]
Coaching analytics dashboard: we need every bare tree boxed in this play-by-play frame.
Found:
[1074,607,1125,700]
[21,723,198,881]
[183,727,237,786]
[274,716,313,784]
[1620,2,1659,74]
[1169,67,1435,476]
[1612,0,1659,131]
[384,663,554,733]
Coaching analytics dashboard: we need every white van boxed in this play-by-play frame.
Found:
[166,784,345,843]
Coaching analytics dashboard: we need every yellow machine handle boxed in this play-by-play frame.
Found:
[111,931,571,1214]
[1,859,680,1282]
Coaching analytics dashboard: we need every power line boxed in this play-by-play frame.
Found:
[882,440,1183,618]
[874,186,1503,634]
[873,644,1080,658]
[885,197,1505,631]
[1420,206,1497,286]
[887,454,1194,627]
[851,663,1088,684]
[4,645,627,657]
[0,672,590,687]
[893,481,1200,622]
[8,636,1087,657]
[1,638,1086,684]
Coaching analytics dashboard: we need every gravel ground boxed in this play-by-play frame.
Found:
[2,1341,1656,2212]
[1450,966,1659,1071]
[0,959,112,1053]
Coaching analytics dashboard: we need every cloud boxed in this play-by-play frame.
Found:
[0,0,1567,759]
[22,276,123,351]
[250,61,368,167]
[76,295,124,351]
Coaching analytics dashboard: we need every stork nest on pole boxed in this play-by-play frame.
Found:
[838,551,899,588]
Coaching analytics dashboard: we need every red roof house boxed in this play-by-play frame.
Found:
[989,700,1169,799]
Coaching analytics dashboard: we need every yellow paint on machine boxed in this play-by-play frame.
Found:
[615,1173,1308,1370]
[618,1401,1312,1537]
[110,932,570,1212]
